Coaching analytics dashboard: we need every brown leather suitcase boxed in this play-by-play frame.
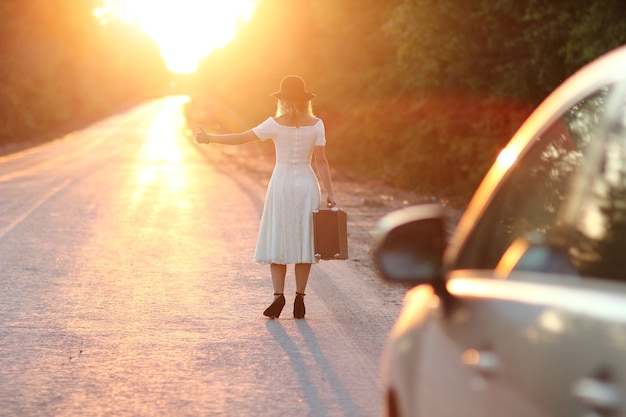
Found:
[313,209,348,260]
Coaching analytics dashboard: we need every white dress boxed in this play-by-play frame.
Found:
[252,117,326,264]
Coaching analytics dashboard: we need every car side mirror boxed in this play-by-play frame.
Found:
[372,204,447,285]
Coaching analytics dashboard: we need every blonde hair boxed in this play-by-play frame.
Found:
[275,99,314,120]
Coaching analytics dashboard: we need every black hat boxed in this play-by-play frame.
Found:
[271,75,316,101]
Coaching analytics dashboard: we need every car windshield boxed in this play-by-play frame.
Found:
[455,82,626,282]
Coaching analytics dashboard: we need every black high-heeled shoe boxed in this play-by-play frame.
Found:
[293,292,306,319]
[263,293,285,319]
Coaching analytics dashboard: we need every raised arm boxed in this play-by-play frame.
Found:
[195,126,259,146]
[313,146,336,208]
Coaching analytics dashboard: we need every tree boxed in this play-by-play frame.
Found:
[0,0,169,145]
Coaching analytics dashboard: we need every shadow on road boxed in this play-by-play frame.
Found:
[265,319,361,416]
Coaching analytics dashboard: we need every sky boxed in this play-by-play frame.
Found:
[94,0,257,74]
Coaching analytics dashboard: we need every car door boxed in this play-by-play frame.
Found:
[406,281,555,417]
[421,83,626,416]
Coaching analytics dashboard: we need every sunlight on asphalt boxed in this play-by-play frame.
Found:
[134,96,192,209]
[140,97,187,164]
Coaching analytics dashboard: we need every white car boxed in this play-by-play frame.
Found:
[373,45,626,417]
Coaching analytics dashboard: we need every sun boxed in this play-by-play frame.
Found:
[94,0,257,74]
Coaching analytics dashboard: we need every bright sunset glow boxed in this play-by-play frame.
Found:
[94,0,257,74]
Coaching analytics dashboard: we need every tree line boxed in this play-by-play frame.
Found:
[0,0,168,151]
[188,0,626,204]
[3,0,626,204]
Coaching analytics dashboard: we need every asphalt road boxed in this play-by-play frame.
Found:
[0,96,403,417]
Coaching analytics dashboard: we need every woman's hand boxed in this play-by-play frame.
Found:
[326,196,336,208]
[195,126,209,144]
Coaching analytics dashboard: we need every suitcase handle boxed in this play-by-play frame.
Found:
[313,207,340,213]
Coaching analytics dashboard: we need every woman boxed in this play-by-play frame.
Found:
[195,75,336,319]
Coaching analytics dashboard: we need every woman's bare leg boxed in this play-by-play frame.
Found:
[270,263,287,296]
[264,264,287,318]
[295,263,312,294]
[293,263,311,318]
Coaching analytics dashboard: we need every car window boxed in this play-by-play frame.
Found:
[568,86,626,281]
[455,88,608,271]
